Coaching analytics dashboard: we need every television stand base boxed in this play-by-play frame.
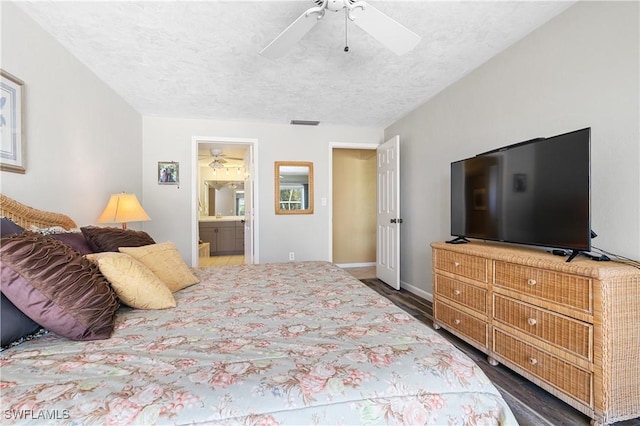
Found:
[446,236,470,244]
[565,250,610,262]
[566,250,581,262]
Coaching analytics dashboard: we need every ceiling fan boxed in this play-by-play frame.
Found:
[207,181,244,190]
[199,148,244,169]
[260,0,421,59]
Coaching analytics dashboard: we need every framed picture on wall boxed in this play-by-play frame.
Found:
[1,70,25,174]
[158,161,179,185]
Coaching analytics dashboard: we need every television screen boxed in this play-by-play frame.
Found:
[451,128,591,252]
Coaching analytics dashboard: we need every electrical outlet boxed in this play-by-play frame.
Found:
[289,252,295,261]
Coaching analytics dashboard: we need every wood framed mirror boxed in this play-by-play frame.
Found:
[275,161,314,215]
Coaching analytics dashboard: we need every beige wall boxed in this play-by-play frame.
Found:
[332,149,377,264]
[385,1,639,299]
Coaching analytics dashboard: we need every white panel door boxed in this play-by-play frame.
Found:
[376,135,401,290]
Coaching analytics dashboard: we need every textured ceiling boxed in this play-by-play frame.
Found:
[16,1,574,128]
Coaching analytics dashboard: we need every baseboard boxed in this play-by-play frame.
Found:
[335,262,376,268]
[400,280,433,302]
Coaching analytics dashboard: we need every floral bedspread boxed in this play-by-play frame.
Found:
[1,261,517,425]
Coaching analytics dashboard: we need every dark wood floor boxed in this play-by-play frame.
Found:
[360,278,640,426]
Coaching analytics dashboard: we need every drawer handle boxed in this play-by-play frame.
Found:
[454,289,461,296]
[527,278,537,286]
[529,357,538,366]
[527,318,537,326]
[453,319,461,325]
[454,261,461,268]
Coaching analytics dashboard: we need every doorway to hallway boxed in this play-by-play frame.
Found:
[330,144,378,268]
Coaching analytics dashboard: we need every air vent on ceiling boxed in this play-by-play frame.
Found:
[290,120,320,126]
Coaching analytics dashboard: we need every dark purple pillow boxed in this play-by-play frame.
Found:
[80,226,155,253]
[1,293,41,347]
[1,218,24,238]
[0,232,119,341]
[51,232,93,255]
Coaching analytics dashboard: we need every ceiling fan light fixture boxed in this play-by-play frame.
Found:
[209,160,224,169]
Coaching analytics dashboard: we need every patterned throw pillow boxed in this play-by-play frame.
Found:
[119,242,199,292]
[0,232,119,341]
[28,225,76,235]
[80,226,155,253]
[86,252,176,309]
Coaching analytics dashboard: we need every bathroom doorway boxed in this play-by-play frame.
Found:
[192,136,259,267]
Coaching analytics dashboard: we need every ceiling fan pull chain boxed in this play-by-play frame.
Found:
[259,0,421,58]
[344,8,349,52]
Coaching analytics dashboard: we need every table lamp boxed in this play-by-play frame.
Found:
[97,193,150,229]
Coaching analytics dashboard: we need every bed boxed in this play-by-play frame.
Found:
[0,194,518,425]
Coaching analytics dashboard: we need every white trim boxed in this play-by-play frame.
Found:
[191,136,259,267]
[335,262,376,268]
[327,141,380,263]
[400,280,433,302]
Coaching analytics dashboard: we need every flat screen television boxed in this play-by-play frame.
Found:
[450,127,591,258]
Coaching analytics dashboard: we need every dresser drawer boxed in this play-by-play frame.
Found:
[493,329,592,406]
[434,300,487,348]
[493,295,592,359]
[433,249,488,282]
[494,262,592,313]
[435,275,487,314]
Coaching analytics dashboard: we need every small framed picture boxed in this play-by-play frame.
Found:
[158,161,179,185]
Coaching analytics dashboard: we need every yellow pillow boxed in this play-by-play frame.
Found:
[119,242,199,292]
[86,252,176,309]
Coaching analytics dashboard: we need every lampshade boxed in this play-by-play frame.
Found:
[97,193,150,229]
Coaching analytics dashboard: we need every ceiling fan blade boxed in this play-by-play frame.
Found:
[350,2,421,56]
[260,10,322,59]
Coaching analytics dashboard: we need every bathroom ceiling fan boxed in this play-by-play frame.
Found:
[260,0,421,59]
[199,148,244,169]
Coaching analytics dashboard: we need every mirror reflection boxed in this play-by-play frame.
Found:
[206,181,245,217]
[275,161,314,215]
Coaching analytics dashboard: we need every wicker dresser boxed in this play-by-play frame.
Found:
[431,241,640,425]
